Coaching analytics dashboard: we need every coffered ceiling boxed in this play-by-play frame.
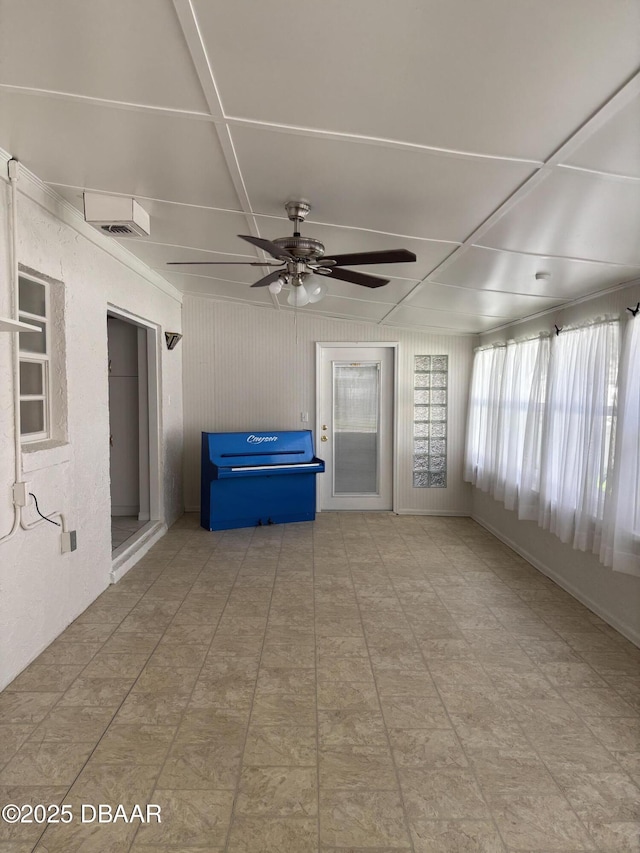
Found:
[1,0,639,334]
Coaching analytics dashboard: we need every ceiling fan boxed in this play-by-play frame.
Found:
[167,200,417,306]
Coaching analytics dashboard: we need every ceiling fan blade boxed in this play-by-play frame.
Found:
[167,261,281,266]
[251,270,284,288]
[322,249,417,267]
[238,234,294,261]
[328,267,390,288]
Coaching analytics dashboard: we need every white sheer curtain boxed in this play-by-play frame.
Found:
[538,320,619,551]
[600,315,640,576]
[464,345,505,490]
[494,336,549,512]
[518,335,550,521]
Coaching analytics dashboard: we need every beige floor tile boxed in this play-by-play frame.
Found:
[319,789,410,847]
[0,786,68,842]
[380,694,451,729]
[236,766,317,817]
[2,513,639,853]
[99,631,163,655]
[317,681,380,712]
[556,771,640,821]
[114,692,191,726]
[146,643,208,669]
[251,693,316,727]
[0,725,35,767]
[582,715,640,752]
[157,739,242,790]
[471,749,562,801]
[28,706,114,744]
[0,739,92,788]
[317,657,374,684]
[135,789,234,846]
[582,821,640,853]
[399,766,490,820]
[390,728,469,769]
[34,641,104,667]
[5,665,85,693]
[34,817,139,852]
[410,819,506,852]
[67,762,158,803]
[319,744,397,790]
[90,724,176,766]
[490,795,596,851]
[57,677,134,709]
[318,709,387,749]
[82,652,149,679]
[226,816,317,852]
[0,693,62,725]
[243,726,316,767]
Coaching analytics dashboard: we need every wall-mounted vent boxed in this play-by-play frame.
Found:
[83,193,150,237]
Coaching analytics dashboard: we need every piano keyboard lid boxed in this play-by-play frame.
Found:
[203,430,318,468]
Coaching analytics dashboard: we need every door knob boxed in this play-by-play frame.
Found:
[321,435,328,442]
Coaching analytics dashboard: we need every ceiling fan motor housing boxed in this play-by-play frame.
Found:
[272,235,325,261]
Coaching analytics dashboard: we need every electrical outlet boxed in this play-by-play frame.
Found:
[61,530,77,553]
[13,482,30,507]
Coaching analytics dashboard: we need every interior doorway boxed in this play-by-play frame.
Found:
[107,312,154,552]
[316,343,396,511]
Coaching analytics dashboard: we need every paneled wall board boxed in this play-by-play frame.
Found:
[182,298,474,515]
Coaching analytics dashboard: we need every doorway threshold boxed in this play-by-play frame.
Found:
[111,520,167,583]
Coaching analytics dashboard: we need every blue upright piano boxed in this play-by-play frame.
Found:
[201,430,325,531]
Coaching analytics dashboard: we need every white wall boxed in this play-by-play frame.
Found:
[182,296,474,515]
[0,161,184,689]
[472,279,640,646]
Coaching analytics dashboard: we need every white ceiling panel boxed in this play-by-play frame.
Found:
[562,92,640,178]
[386,305,509,333]
[407,281,565,317]
[1,1,637,331]
[253,215,457,280]
[162,272,273,304]
[478,168,640,267]
[0,0,208,112]
[433,246,640,300]
[231,125,535,241]
[195,0,640,161]
[116,244,267,285]
[288,295,390,323]
[0,91,240,209]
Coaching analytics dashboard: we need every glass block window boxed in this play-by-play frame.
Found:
[413,355,448,487]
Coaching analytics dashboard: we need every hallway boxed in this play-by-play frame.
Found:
[1,513,639,852]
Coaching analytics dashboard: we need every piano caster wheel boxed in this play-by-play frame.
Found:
[267,518,274,525]
[257,519,263,526]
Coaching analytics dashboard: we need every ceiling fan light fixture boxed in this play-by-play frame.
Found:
[304,277,328,303]
[268,275,286,295]
[287,284,310,307]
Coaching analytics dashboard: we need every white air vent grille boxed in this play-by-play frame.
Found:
[101,224,136,235]
[83,193,150,237]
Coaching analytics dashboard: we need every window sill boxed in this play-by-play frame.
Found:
[22,441,71,473]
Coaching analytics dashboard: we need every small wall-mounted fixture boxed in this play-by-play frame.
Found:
[84,192,150,236]
[165,332,182,351]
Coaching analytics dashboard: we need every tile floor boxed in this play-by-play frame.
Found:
[1,512,639,852]
[112,516,148,551]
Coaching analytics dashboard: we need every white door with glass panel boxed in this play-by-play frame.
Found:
[317,346,394,510]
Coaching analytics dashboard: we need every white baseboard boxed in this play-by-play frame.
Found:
[110,521,167,583]
[472,513,640,649]
[395,509,471,516]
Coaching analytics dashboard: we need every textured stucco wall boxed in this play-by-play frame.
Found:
[0,173,183,689]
